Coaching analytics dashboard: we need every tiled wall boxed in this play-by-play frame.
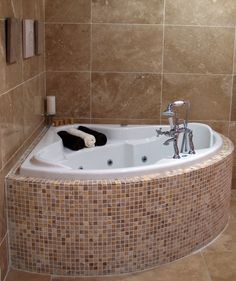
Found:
[44,0,236,185]
[0,0,46,279]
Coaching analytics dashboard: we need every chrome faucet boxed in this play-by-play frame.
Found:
[156,100,195,159]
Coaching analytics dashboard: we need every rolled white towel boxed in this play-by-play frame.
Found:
[67,128,96,148]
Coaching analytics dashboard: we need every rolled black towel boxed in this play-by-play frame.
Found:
[78,126,107,146]
[57,131,85,151]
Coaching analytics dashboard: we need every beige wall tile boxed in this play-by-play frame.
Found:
[23,74,45,139]
[0,172,7,242]
[165,0,236,26]
[0,87,25,166]
[231,76,236,121]
[229,122,236,189]
[162,74,232,121]
[92,24,163,72]
[46,72,90,118]
[189,121,229,137]
[92,0,164,24]
[0,235,8,281]
[46,24,90,71]
[22,0,44,20]
[164,26,235,74]
[0,0,22,18]
[223,122,236,189]
[92,73,161,119]
[45,0,91,23]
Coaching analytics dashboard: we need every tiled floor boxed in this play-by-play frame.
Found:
[5,191,236,281]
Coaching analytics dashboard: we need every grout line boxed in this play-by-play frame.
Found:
[160,0,166,123]
[2,267,10,281]
[0,72,46,99]
[200,251,213,281]
[44,9,47,99]
[228,27,236,136]
[90,0,93,123]
[45,21,91,25]
[46,70,91,73]
[0,233,8,249]
[46,70,233,76]
[0,233,9,281]
[165,23,235,29]
[44,22,236,29]
[45,22,163,26]
[162,72,233,76]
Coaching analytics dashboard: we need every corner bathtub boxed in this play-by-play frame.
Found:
[6,123,234,276]
[20,123,222,180]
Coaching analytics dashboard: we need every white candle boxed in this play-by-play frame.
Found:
[46,96,56,115]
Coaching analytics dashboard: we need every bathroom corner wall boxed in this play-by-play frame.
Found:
[0,0,46,279]
[45,0,236,187]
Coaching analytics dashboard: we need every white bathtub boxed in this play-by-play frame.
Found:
[20,123,223,180]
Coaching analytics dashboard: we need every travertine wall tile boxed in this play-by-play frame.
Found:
[92,0,164,24]
[46,72,90,118]
[164,26,235,74]
[46,24,90,71]
[0,236,9,280]
[92,73,161,119]
[92,24,163,72]
[162,74,232,121]
[0,0,22,18]
[165,0,236,26]
[23,74,45,139]
[46,0,91,23]
[0,87,25,166]
[0,172,7,241]
[231,77,236,121]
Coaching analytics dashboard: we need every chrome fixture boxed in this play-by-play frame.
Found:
[156,100,195,159]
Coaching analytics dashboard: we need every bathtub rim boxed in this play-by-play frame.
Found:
[7,128,234,185]
[18,122,226,180]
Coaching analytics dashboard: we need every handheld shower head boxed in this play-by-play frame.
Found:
[172,100,185,107]
[162,104,175,117]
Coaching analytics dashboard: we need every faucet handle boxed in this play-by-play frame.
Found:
[156,128,162,137]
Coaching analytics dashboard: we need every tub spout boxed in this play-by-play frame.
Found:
[163,136,180,159]
[163,137,174,146]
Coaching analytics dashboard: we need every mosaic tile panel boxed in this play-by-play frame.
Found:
[6,137,234,276]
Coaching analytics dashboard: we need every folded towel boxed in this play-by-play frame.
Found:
[67,128,95,148]
[78,126,107,146]
[57,131,85,151]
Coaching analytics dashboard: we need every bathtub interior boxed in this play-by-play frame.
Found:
[19,123,222,179]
